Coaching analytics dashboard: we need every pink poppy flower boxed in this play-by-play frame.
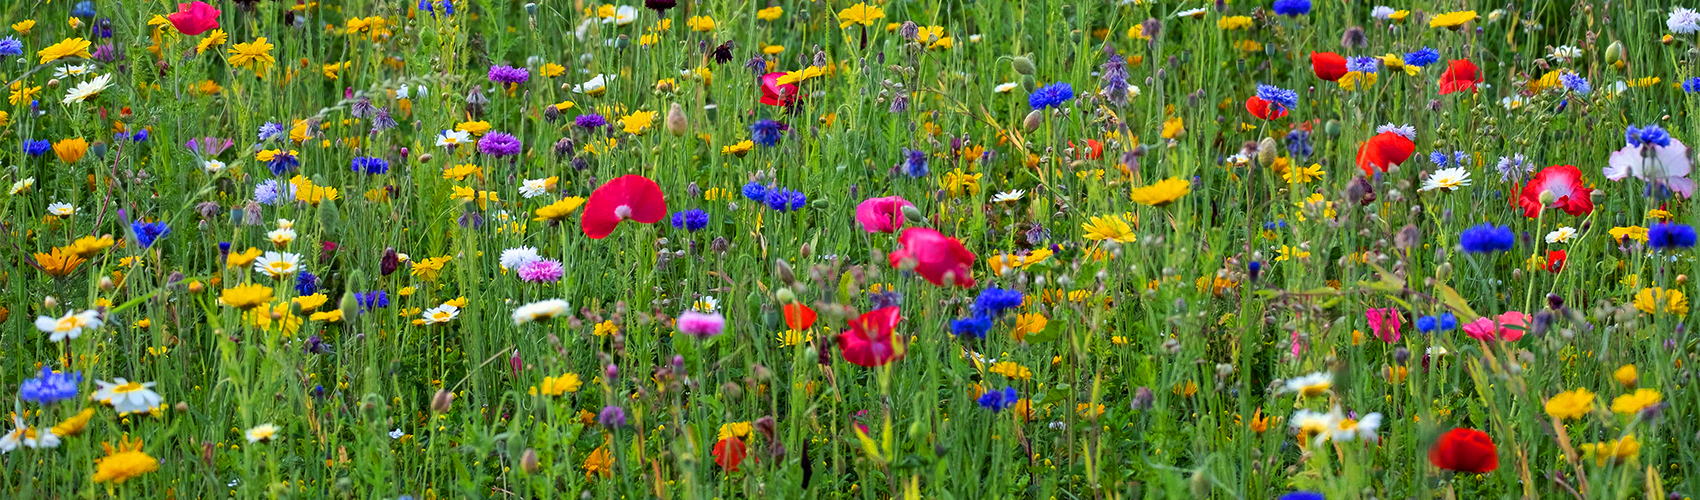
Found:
[1463,311,1530,342]
[167,1,222,36]
[759,72,798,107]
[1365,308,1402,343]
[1605,138,1694,198]
[1517,165,1595,218]
[855,196,912,233]
[581,175,667,239]
[888,228,976,288]
[838,307,903,367]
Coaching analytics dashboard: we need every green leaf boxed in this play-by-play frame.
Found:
[1434,281,1481,322]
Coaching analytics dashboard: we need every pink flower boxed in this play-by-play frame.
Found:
[167,1,222,36]
[1366,308,1402,343]
[517,259,564,282]
[677,311,727,338]
[887,228,976,288]
[1289,330,1306,357]
[855,196,912,233]
[582,175,668,239]
[838,307,903,367]
[759,72,798,107]
[1605,138,1694,198]
[1463,312,1531,342]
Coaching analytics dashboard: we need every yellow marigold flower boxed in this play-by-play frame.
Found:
[583,440,613,478]
[196,29,227,54]
[763,44,785,55]
[534,196,587,221]
[293,293,329,312]
[411,256,451,280]
[836,3,884,28]
[1127,24,1149,40]
[1544,388,1595,420]
[9,81,39,106]
[1160,116,1185,139]
[620,110,656,135]
[1614,364,1638,387]
[246,302,302,335]
[775,66,825,86]
[1284,163,1325,184]
[1609,388,1661,415]
[1130,177,1190,206]
[592,320,618,337]
[535,373,582,396]
[220,283,275,309]
[1429,10,1477,29]
[988,361,1032,380]
[1338,71,1377,91]
[722,140,754,157]
[1012,313,1047,341]
[442,164,483,181]
[1646,209,1674,220]
[226,247,263,268]
[1081,215,1136,243]
[227,37,276,74]
[1579,435,1640,465]
[756,6,783,21]
[1217,15,1253,30]
[38,37,93,64]
[541,63,566,78]
[686,16,715,32]
[1388,10,1410,21]
[1633,287,1688,316]
[64,235,114,258]
[52,137,89,164]
[34,247,85,277]
[12,20,35,34]
[51,407,96,436]
[940,168,982,197]
[1275,245,1310,262]
[716,421,753,440]
[1609,226,1649,243]
[455,120,492,136]
[309,309,344,322]
[92,436,158,484]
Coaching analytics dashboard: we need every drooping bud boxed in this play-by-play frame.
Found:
[1604,40,1625,69]
[1011,56,1035,75]
[666,102,689,137]
[1022,109,1044,131]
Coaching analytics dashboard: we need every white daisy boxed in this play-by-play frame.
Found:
[1175,7,1208,18]
[10,178,35,195]
[1288,409,1338,447]
[61,73,113,104]
[499,246,542,270]
[395,84,412,100]
[692,295,719,312]
[512,299,571,325]
[435,129,472,148]
[253,251,302,277]
[968,34,982,43]
[52,63,94,79]
[389,428,405,439]
[421,304,461,325]
[519,178,551,198]
[34,309,103,342]
[91,378,163,415]
[203,159,226,173]
[992,189,1026,203]
[603,5,638,25]
[1500,96,1526,110]
[276,219,294,229]
[1547,45,1583,63]
[1280,371,1333,397]
[245,423,279,443]
[1546,226,1577,244]
[0,417,60,452]
[1419,167,1473,191]
[46,202,75,216]
[994,82,1020,93]
[573,74,613,95]
[1325,406,1383,442]
[267,227,297,245]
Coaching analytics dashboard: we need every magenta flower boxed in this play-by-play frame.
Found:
[478,132,523,157]
[517,259,564,282]
[676,311,726,339]
[1365,308,1402,343]
[1462,311,1530,342]
[855,196,913,233]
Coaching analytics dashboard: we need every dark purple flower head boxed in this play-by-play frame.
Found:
[478,132,523,156]
[598,405,627,428]
[575,114,607,129]
[487,65,530,85]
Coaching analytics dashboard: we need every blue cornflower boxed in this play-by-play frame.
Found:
[1028,82,1075,109]
[1684,77,1700,93]
[351,156,389,174]
[1437,312,1457,330]
[901,148,929,177]
[751,120,784,147]
[1453,151,1472,167]
[19,366,81,405]
[131,220,171,248]
[1648,222,1698,249]
[1346,56,1379,73]
[254,179,297,205]
[296,271,321,295]
[24,139,51,157]
[763,188,807,212]
[1625,125,1672,148]
[1285,129,1313,158]
[1428,151,1449,168]
[1255,84,1298,111]
[976,387,1019,412]
[1458,223,1514,253]
[356,291,390,311]
[257,122,285,142]
[1415,315,1437,333]
[1271,0,1312,16]
[0,36,22,56]
[1417,313,1461,334]
[1263,219,1288,230]
[950,315,993,338]
[72,1,96,18]
[1403,47,1440,67]
[670,209,710,231]
[1278,492,1325,500]
[130,130,148,142]
[1559,73,1591,95]
[972,287,1025,317]
[740,181,769,201]
[267,150,300,175]
[419,0,455,16]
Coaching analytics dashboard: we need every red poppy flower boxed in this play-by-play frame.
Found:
[712,436,750,472]
[759,72,798,107]
[782,303,816,330]
[855,196,913,233]
[1546,250,1566,273]
[581,175,668,239]
[837,307,904,367]
[1428,428,1499,473]
[1355,131,1417,176]
[1245,95,1289,120]
[1310,52,1348,82]
[167,1,222,36]
[1516,165,1594,218]
[1437,59,1481,95]
[1069,139,1103,160]
[888,228,976,288]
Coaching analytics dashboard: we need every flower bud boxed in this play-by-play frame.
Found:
[1255,137,1278,167]
[521,448,540,473]
[1605,40,1625,68]
[431,389,454,413]
[1011,56,1035,75]
[900,204,924,222]
[666,103,688,137]
[1022,109,1044,131]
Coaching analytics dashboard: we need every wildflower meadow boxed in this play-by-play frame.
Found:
[3,0,1700,498]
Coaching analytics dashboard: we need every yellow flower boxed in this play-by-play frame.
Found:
[34,247,85,277]
[1275,245,1310,262]
[686,16,715,32]
[196,29,227,54]
[1161,117,1185,139]
[1381,54,1420,75]
[1284,163,1324,184]
[1338,71,1377,91]
[1610,226,1649,243]
[322,61,349,79]
[9,81,40,106]
[540,63,566,78]
[1579,435,1640,465]
[1633,287,1688,316]
[775,66,825,86]
[583,440,614,479]
[1646,209,1674,220]
[442,163,483,181]
[1544,388,1595,420]
[1614,364,1638,387]
[1609,388,1661,415]
[940,168,982,197]
[12,20,35,34]
[227,247,263,268]
[220,283,275,309]
[455,120,493,136]
[92,436,158,484]
[716,422,753,440]
[293,294,329,312]
[1388,10,1410,22]
[52,137,90,164]
[246,302,302,335]
[289,176,339,205]
[411,256,451,280]
[1217,16,1253,30]
[763,44,785,55]
[836,3,884,28]
[309,309,344,322]
[64,235,114,258]
[1127,24,1149,40]
[593,320,618,337]
[1130,177,1190,206]
[536,373,583,396]
[535,197,587,221]
[988,361,1032,380]
[227,37,276,74]
[1081,215,1136,243]
[1429,10,1477,29]
[757,6,783,21]
[1012,313,1047,341]
[722,140,754,157]
[37,37,93,64]
[51,408,96,436]
[620,110,656,135]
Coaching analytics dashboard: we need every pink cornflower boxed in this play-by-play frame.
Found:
[517,259,564,282]
[676,311,726,338]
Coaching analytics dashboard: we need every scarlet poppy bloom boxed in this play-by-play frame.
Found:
[1355,127,1417,176]
[855,196,913,233]
[837,307,904,367]
[1428,428,1499,473]
[1546,250,1566,273]
[888,228,976,288]
[712,436,749,472]
[167,1,222,36]
[1245,95,1289,120]
[782,303,817,330]
[1516,165,1594,218]
[1069,139,1103,160]
[581,175,668,239]
[1462,311,1530,342]
[759,72,798,106]
[1437,59,1481,94]
[1309,52,1348,82]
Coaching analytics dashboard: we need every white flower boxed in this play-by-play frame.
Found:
[1426,345,1450,356]
[1288,409,1337,447]
[46,202,75,216]
[573,74,613,95]
[267,227,297,245]
[1669,7,1700,34]
[389,428,405,439]
[1175,7,1208,18]
[1371,6,1396,19]
[692,295,719,312]
[1547,45,1583,63]
[500,246,542,270]
[992,189,1026,203]
[512,299,571,325]
[1375,123,1417,140]
[1546,227,1577,244]
[204,159,226,173]
[1325,406,1382,442]
[1500,95,1526,110]
[10,178,35,195]
[421,304,461,325]
[92,378,163,415]
[0,417,60,452]
[35,309,103,342]
[968,34,982,43]
[1280,371,1333,397]
[1419,167,1473,192]
[276,219,294,229]
[994,82,1019,93]
[395,85,411,100]
[245,423,279,443]
[61,73,113,104]
[520,178,551,198]
[600,5,638,25]
[52,63,94,79]
[254,251,302,277]
[436,129,472,147]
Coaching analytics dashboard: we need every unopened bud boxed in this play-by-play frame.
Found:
[666,103,689,137]
[1011,56,1035,75]
[431,389,454,413]
[521,448,540,473]
[1023,110,1044,131]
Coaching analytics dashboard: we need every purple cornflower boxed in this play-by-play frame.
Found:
[258,122,285,141]
[598,405,627,428]
[478,132,523,156]
[901,148,929,177]
[254,179,297,205]
[516,259,565,282]
[487,65,530,86]
[575,114,607,129]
